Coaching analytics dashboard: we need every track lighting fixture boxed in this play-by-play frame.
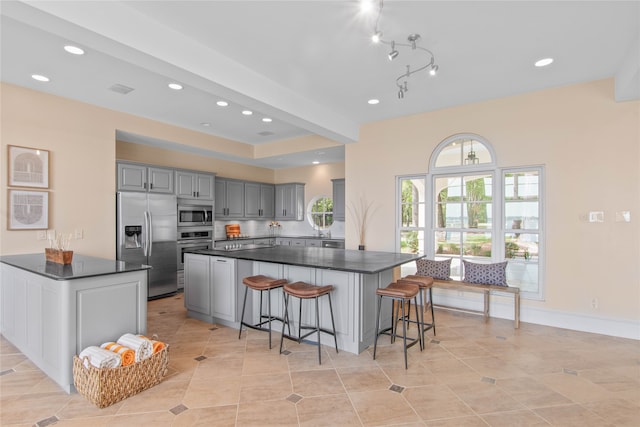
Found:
[388,42,399,61]
[366,0,439,99]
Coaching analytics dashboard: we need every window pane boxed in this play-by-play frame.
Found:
[402,203,426,227]
[435,142,461,167]
[505,201,539,230]
[464,202,492,229]
[507,262,539,293]
[463,139,491,165]
[400,230,423,254]
[504,172,539,200]
[435,231,461,255]
[463,232,492,258]
[505,232,538,261]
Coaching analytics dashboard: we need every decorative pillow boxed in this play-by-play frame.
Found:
[416,258,452,280]
[462,260,508,286]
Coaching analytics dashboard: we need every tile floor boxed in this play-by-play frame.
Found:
[1,292,639,426]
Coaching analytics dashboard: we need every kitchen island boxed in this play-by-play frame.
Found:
[184,246,422,354]
[0,254,150,393]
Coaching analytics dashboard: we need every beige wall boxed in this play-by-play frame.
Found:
[346,78,640,322]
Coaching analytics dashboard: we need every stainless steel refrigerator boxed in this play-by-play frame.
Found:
[116,192,177,299]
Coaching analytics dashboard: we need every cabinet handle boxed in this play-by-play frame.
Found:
[216,259,227,263]
[193,191,196,197]
[196,191,200,197]
[150,183,153,190]
[144,182,147,189]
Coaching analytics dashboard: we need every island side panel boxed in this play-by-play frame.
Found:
[0,264,147,393]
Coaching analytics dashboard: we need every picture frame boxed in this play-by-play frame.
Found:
[8,145,49,188]
[8,189,49,230]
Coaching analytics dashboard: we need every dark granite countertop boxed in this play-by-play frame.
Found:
[189,246,422,274]
[0,253,151,281]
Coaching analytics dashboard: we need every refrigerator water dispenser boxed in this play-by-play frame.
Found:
[124,225,142,248]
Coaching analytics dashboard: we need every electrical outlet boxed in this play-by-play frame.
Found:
[74,229,83,239]
[37,230,47,240]
[591,298,599,309]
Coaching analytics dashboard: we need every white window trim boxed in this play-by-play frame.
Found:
[395,174,428,253]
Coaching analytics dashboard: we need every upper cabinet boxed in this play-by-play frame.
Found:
[275,183,305,221]
[332,179,345,221]
[117,162,174,193]
[175,170,214,200]
[244,182,275,218]
[215,178,245,218]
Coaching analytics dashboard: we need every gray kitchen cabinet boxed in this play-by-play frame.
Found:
[305,239,321,247]
[275,183,305,221]
[244,182,275,218]
[276,238,292,246]
[211,257,236,322]
[117,162,174,193]
[253,238,275,246]
[184,254,236,323]
[215,178,245,218]
[332,178,345,221]
[290,238,306,247]
[175,170,214,200]
[184,253,211,315]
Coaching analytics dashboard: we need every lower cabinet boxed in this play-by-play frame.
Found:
[184,254,237,324]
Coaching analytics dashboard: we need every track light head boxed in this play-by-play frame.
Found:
[429,64,439,76]
[388,41,399,61]
[371,31,382,43]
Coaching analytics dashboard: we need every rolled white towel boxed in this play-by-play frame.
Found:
[117,333,153,362]
[79,346,122,369]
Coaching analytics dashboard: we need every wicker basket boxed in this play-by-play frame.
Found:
[73,346,169,408]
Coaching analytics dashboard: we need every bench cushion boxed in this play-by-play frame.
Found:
[416,258,451,280]
[462,260,508,286]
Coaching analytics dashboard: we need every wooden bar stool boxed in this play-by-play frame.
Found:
[238,275,288,349]
[373,281,422,369]
[279,281,338,364]
[401,275,437,348]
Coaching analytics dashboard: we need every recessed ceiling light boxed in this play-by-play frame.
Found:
[535,58,554,67]
[168,83,183,90]
[216,100,228,107]
[64,45,84,55]
[312,161,320,165]
[31,74,50,82]
[242,110,253,116]
[200,122,211,127]
[368,99,380,105]
[262,117,272,123]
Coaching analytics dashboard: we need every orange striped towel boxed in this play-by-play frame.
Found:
[138,335,165,353]
[100,342,135,366]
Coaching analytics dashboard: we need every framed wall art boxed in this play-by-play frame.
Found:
[8,189,49,230]
[8,145,49,188]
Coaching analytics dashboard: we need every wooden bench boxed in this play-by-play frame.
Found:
[430,279,520,328]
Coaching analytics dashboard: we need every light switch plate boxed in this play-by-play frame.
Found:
[615,211,631,222]
[588,211,604,223]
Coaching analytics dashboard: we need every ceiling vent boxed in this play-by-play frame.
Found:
[108,84,135,95]
[258,131,274,137]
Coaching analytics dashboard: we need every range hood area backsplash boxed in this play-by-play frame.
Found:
[214,219,344,240]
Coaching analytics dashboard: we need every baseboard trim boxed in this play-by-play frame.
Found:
[432,289,640,340]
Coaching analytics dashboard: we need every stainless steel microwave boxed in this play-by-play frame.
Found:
[177,204,213,227]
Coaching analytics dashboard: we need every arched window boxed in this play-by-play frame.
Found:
[397,133,544,299]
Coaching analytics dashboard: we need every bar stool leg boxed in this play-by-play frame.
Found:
[401,298,408,369]
[315,296,322,364]
[327,293,338,353]
[279,293,290,354]
[238,285,250,340]
[429,287,436,336]
[267,288,273,349]
[373,294,382,360]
